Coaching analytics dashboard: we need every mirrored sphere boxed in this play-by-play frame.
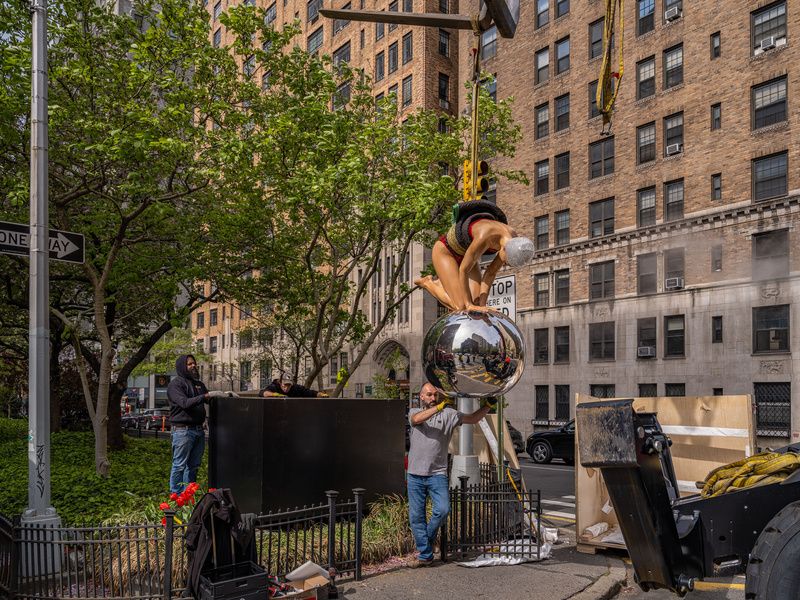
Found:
[422,310,526,398]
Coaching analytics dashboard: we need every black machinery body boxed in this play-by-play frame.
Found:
[576,399,800,597]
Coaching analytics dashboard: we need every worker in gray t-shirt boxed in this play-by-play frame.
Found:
[406,382,496,567]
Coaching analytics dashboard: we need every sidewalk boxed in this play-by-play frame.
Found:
[339,545,627,600]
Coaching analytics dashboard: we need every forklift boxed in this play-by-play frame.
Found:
[576,399,800,599]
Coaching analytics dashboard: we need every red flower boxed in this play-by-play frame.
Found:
[161,517,166,526]
[159,502,170,511]
[176,496,185,507]
[208,487,216,492]
[170,493,178,501]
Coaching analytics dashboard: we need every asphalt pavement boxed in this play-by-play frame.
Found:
[518,456,576,527]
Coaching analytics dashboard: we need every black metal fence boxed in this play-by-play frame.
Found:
[1,489,364,600]
[440,471,543,563]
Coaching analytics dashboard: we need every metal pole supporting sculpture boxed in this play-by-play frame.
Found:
[321,0,529,485]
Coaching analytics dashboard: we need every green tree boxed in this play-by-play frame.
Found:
[0,0,273,474]
[206,7,525,395]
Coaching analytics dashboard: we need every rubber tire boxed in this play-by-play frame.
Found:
[746,501,800,599]
[145,420,152,431]
[529,441,552,464]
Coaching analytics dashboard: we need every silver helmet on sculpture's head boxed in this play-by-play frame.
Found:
[422,310,525,398]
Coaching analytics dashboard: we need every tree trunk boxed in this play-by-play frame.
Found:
[107,382,125,450]
[94,351,112,477]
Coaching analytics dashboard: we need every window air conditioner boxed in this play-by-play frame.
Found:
[665,277,684,290]
[664,6,682,21]
[637,346,656,358]
[666,143,683,156]
[760,36,776,52]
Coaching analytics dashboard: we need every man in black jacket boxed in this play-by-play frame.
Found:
[167,354,226,494]
[259,372,325,398]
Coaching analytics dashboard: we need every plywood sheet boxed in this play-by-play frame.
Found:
[575,394,754,551]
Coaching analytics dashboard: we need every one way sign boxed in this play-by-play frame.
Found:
[0,221,85,264]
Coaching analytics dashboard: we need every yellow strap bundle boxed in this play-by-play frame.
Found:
[701,452,800,498]
[596,0,624,131]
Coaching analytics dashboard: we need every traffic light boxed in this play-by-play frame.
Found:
[463,160,490,201]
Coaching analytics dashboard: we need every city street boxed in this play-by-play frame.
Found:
[518,456,576,528]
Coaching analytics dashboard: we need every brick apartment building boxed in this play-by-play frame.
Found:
[189,0,458,395]
[458,0,799,445]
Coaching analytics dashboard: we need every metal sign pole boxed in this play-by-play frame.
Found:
[24,0,59,528]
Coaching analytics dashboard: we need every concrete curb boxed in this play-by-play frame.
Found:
[567,559,627,600]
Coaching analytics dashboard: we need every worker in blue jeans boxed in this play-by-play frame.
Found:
[406,383,495,567]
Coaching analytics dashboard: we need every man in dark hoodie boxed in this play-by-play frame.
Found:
[167,354,226,494]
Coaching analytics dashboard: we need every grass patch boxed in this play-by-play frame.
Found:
[0,417,207,525]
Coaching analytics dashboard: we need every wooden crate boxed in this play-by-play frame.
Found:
[574,394,755,554]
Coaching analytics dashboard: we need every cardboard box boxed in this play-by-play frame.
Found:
[281,561,331,600]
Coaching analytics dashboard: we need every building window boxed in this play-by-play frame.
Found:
[554,326,570,362]
[589,322,615,361]
[534,328,549,364]
[754,382,791,437]
[213,0,221,20]
[589,197,614,238]
[264,2,276,24]
[753,152,788,201]
[639,383,657,397]
[375,21,384,41]
[535,215,549,249]
[333,42,351,68]
[555,152,570,189]
[196,311,205,329]
[710,31,721,58]
[752,77,787,129]
[665,315,685,357]
[213,28,222,47]
[535,48,549,84]
[665,383,685,397]
[638,0,654,35]
[589,260,615,300]
[388,0,398,31]
[401,75,412,107]
[753,305,790,353]
[556,0,569,18]
[534,273,550,308]
[536,0,549,29]
[307,27,323,54]
[665,247,685,281]
[360,28,365,49]
[307,0,321,22]
[637,56,655,99]
[403,0,412,10]
[555,210,570,245]
[712,244,723,271]
[589,18,604,59]
[333,81,351,109]
[664,179,684,221]
[588,80,600,119]
[535,160,549,195]
[388,42,398,73]
[712,316,723,343]
[752,229,789,279]
[664,112,683,153]
[555,270,570,305]
[711,103,721,130]
[402,33,413,64]
[637,187,656,227]
[209,309,218,326]
[209,335,217,353]
[637,252,657,294]
[333,2,351,33]
[637,122,656,163]
[481,25,497,60]
[711,173,722,200]
[555,94,570,131]
[637,317,657,356]
[589,137,614,179]
[375,52,384,81]
[590,384,615,399]
[535,103,549,139]
[439,0,447,12]
[535,386,549,419]
[713,388,724,396]
[663,44,683,89]
[438,73,449,107]
[752,1,786,54]
[555,385,571,419]
[555,37,570,73]
[439,29,450,57]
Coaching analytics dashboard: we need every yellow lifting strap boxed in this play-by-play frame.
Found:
[700,451,800,498]
[596,0,624,133]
